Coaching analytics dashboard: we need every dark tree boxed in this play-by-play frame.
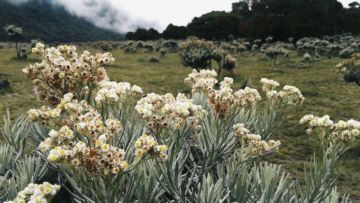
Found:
[349,1,360,8]
[125,32,135,40]
[231,1,252,37]
[187,11,240,40]
[147,28,161,40]
[245,0,343,40]
[162,24,188,39]
[125,28,161,41]
[337,4,360,34]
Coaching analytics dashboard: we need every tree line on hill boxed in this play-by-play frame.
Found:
[125,0,360,41]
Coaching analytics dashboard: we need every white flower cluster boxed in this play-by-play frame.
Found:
[184,69,218,92]
[234,87,262,106]
[31,43,45,55]
[232,123,250,139]
[29,93,128,175]
[28,93,121,138]
[95,81,143,104]
[260,78,280,92]
[135,93,205,132]
[23,43,114,105]
[134,133,168,161]
[300,115,333,128]
[4,182,60,203]
[38,124,129,175]
[219,77,234,89]
[208,77,261,117]
[233,123,281,155]
[335,53,360,73]
[39,126,74,153]
[261,78,305,105]
[300,115,360,142]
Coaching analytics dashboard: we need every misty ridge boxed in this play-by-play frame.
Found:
[5,0,155,33]
[0,0,126,41]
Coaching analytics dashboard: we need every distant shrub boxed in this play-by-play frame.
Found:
[159,48,167,57]
[161,40,179,52]
[303,52,312,62]
[222,54,237,71]
[212,48,237,75]
[4,25,30,59]
[96,41,113,52]
[339,47,355,58]
[124,46,138,54]
[179,38,214,70]
[336,53,360,86]
[148,56,160,63]
[262,46,289,66]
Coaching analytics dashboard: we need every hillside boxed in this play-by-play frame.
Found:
[0,0,123,42]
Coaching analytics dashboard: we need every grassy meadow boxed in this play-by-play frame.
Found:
[1,46,360,198]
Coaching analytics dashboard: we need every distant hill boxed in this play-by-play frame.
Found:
[0,0,123,42]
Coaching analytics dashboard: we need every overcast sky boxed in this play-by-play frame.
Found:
[116,0,234,29]
[9,0,359,32]
[114,0,357,29]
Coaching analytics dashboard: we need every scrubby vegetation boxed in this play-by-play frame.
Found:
[1,0,360,201]
[0,40,360,202]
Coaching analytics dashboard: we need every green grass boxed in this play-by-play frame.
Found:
[1,46,360,198]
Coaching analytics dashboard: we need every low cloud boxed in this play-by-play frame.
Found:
[7,0,157,33]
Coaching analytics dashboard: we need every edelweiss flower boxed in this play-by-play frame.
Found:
[208,77,261,118]
[4,182,60,203]
[135,93,205,132]
[300,114,360,142]
[95,81,143,104]
[260,78,280,92]
[233,123,281,155]
[134,133,168,161]
[184,69,218,92]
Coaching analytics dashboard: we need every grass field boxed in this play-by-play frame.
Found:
[1,46,360,198]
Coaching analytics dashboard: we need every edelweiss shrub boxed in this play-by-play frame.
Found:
[180,39,238,78]
[212,49,238,75]
[336,53,360,86]
[4,24,31,60]
[4,25,23,36]
[2,44,357,202]
[261,46,290,66]
[4,182,60,203]
[179,38,214,70]
[18,44,171,202]
[221,54,237,71]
